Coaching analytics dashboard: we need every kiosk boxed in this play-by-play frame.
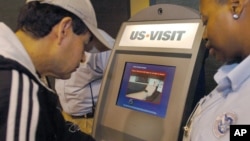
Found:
[92,4,206,141]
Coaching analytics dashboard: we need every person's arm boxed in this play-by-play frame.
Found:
[0,70,12,141]
[0,70,40,141]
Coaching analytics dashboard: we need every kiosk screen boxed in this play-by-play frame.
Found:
[116,62,176,118]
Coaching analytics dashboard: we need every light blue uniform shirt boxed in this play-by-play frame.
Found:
[183,55,250,141]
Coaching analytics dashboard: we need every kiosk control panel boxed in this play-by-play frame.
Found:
[92,4,206,141]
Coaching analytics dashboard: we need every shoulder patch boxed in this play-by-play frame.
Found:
[213,112,237,138]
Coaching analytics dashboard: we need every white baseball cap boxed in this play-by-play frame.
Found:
[26,0,113,52]
[85,29,115,53]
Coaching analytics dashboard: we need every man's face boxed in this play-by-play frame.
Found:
[54,30,92,79]
[200,0,244,62]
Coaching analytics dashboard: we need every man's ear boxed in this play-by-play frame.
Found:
[57,17,73,45]
[230,0,246,17]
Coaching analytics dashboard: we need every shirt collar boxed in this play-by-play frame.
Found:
[214,55,250,96]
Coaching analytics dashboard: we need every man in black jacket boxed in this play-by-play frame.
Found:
[0,0,112,140]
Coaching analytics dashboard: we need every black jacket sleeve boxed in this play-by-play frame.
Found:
[0,70,12,141]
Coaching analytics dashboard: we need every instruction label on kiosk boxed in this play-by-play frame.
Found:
[119,23,199,49]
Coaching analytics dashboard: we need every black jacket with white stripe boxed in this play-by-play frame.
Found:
[0,57,96,141]
[0,22,95,141]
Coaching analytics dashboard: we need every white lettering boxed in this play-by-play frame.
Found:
[234,129,247,136]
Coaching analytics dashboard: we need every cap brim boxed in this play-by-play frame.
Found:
[84,36,109,53]
[84,23,114,53]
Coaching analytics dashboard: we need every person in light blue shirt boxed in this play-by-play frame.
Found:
[183,0,250,140]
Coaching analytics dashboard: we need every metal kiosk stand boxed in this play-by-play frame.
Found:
[92,4,205,141]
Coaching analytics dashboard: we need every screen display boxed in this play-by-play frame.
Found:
[116,62,176,118]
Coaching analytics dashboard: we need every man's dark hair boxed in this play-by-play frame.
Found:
[16,1,88,38]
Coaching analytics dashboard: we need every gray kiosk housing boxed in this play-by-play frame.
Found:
[92,4,205,141]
